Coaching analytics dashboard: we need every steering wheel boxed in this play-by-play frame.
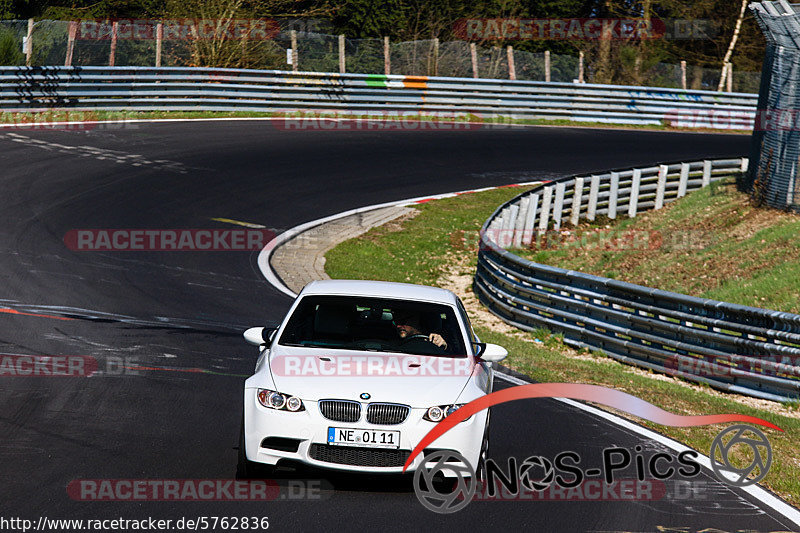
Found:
[401,334,431,344]
[400,334,447,354]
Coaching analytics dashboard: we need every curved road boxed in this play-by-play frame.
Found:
[0,121,792,531]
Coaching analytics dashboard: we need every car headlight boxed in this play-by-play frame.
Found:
[424,404,466,422]
[257,388,305,412]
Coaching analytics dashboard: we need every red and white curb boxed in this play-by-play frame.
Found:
[256,181,542,298]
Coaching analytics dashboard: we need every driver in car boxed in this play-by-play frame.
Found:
[393,311,448,349]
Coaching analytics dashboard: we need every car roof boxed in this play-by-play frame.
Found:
[299,279,459,305]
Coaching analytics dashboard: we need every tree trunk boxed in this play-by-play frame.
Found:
[717,0,748,91]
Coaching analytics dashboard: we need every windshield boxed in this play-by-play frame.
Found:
[278,295,467,357]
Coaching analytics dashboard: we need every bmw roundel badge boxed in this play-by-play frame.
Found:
[360,393,371,400]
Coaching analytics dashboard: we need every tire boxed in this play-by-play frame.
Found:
[477,413,490,483]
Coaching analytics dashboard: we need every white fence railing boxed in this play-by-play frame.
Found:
[486,158,749,248]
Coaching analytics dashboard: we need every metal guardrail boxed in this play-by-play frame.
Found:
[475,157,800,402]
[0,66,757,128]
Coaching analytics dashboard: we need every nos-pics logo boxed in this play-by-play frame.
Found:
[413,424,773,514]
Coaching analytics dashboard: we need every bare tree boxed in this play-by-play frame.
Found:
[165,0,287,68]
[717,0,748,91]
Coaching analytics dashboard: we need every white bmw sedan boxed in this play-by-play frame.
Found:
[238,279,508,478]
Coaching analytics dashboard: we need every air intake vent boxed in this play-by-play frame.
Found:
[309,444,410,467]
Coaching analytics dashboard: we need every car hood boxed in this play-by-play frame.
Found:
[266,345,475,407]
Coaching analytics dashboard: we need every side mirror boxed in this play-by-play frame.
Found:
[477,343,508,363]
[243,327,277,347]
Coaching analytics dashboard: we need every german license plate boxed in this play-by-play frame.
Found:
[327,427,400,449]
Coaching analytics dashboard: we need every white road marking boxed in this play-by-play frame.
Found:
[495,372,800,528]
[0,133,189,173]
[210,217,267,229]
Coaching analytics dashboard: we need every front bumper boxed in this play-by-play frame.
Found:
[243,388,485,476]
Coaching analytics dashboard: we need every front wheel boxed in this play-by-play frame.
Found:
[477,413,490,483]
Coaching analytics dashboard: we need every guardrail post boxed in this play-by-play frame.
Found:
[502,205,519,248]
[65,21,77,66]
[608,172,619,219]
[25,18,33,66]
[513,197,529,248]
[587,175,600,221]
[553,182,566,230]
[677,163,689,198]
[432,38,439,76]
[726,62,733,92]
[680,60,687,90]
[109,21,118,66]
[538,186,553,231]
[740,158,749,172]
[544,50,550,82]
[570,177,584,226]
[629,169,641,218]
[702,160,712,187]
[156,22,163,67]
[292,30,299,72]
[522,194,539,246]
[655,165,668,209]
[383,36,390,75]
[470,43,478,78]
[507,45,516,80]
[338,34,346,73]
[490,214,504,245]
[578,51,584,83]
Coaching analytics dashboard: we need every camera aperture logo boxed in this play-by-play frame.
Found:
[710,424,772,487]
[409,383,780,513]
[414,451,476,514]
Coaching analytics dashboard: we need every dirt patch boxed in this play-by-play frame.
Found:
[374,209,419,235]
[436,254,536,340]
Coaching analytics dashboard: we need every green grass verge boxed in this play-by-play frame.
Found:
[0,110,278,124]
[516,177,800,314]
[324,184,800,507]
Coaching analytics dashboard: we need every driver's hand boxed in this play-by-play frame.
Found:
[428,333,447,349]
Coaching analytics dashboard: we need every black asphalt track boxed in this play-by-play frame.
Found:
[1,121,793,531]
